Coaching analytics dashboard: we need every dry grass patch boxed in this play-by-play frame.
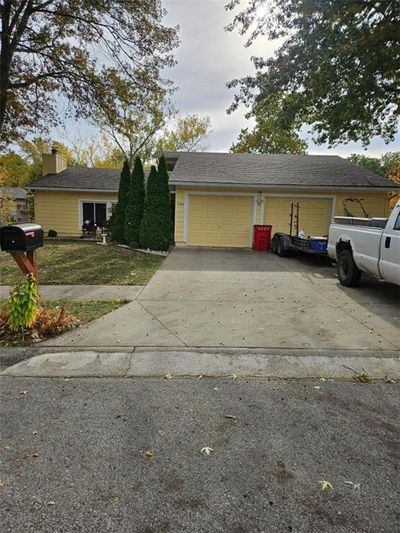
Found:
[0,241,164,285]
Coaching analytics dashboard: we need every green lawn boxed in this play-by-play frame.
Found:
[0,241,164,285]
[0,299,128,346]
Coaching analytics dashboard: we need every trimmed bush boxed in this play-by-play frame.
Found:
[139,163,173,251]
[124,156,145,247]
[111,160,131,243]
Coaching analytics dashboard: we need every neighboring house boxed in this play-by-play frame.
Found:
[30,150,398,246]
[0,187,30,224]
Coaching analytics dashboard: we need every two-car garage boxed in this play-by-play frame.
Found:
[170,151,392,249]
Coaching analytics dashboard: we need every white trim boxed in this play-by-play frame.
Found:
[171,182,398,191]
[183,191,257,246]
[78,199,111,230]
[30,187,118,193]
[183,192,190,243]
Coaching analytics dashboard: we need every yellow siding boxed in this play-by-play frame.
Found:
[187,195,253,247]
[265,197,332,236]
[334,192,389,218]
[175,187,390,247]
[34,190,118,236]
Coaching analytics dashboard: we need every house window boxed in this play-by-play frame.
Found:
[81,202,107,227]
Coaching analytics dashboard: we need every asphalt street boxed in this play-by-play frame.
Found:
[0,377,399,533]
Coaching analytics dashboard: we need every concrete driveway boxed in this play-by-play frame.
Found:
[43,248,400,353]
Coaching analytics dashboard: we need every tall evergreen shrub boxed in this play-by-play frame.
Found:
[111,159,130,243]
[139,161,173,251]
[124,156,145,246]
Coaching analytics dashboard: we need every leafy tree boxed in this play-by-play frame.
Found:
[230,99,307,154]
[349,151,400,208]
[140,162,172,251]
[0,1,178,146]
[0,152,30,186]
[19,138,77,182]
[226,0,400,146]
[381,152,400,180]
[111,160,131,243]
[347,154,385,176]
[0,189,16,223]
[156,115,212,152]
[93,83,175,167]
[124,156,145,247]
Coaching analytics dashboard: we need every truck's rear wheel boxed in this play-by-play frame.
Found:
[337,249,361,286]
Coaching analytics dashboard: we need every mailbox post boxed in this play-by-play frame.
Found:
[0,224,44,282]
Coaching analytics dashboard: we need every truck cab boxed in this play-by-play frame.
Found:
[328,200,400,286]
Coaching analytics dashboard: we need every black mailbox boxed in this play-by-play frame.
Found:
[0,223,44,252]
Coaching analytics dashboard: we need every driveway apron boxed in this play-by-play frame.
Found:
[42,248,400,350]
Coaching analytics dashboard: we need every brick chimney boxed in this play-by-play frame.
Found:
[42,146,67,176]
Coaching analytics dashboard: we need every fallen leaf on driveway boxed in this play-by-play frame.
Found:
[313,386,321,390]
[20,390,28,395]
[352,371,370,383]
[164,373,172,380]
[197,375,203,380]
[344,481,360,490]
[229,374,237,380]
[47,501,56,506]
[200,447,213,456]
[319,480,333,490]
[32,431,38,436]
[0,480,4,488]
[139,448,154,458]
[384,375,396,384]
[224,415,237,420]
[30,453,40,458]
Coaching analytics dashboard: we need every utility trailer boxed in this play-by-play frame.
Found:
[271,232,328,257]
[270,201,328,257]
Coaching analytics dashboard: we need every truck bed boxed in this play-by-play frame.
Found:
[333,216,388,229]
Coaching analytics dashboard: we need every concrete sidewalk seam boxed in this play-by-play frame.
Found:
[137,301,188,347]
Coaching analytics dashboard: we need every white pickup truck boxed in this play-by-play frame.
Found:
[328,199,400,286]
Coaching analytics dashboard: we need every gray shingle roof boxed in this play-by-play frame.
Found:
[29,152,399,191]
[0,187,28,198]
[29,167,121,191]
[162,151,398,189]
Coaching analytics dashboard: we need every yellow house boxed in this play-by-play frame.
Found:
[30,149,397,246]
[30,150,119,236]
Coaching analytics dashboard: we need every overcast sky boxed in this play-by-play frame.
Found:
[161,0,399,157]
[57,0,398,157]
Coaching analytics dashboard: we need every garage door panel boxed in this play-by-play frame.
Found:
[265,198,332,237]
[188,195,253,247]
